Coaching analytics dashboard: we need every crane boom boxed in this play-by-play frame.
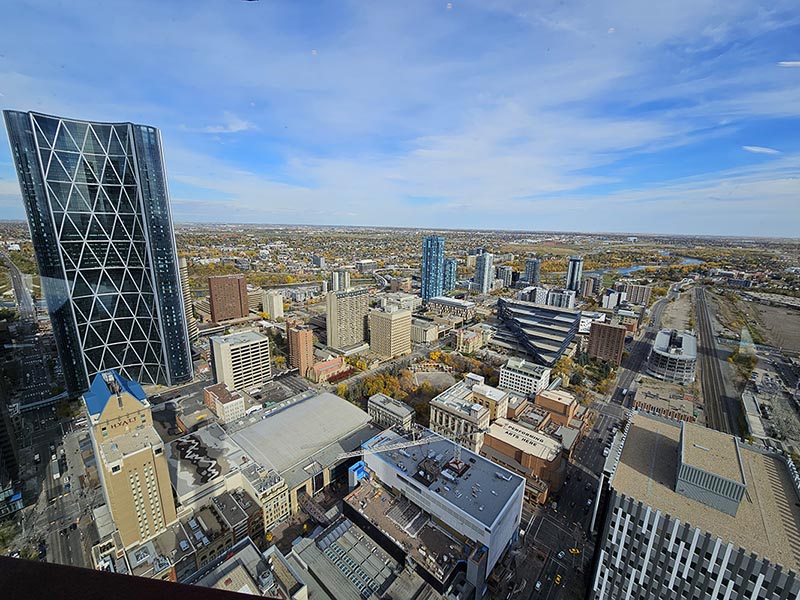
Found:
[336,426,490,462]
[335,433,434,461]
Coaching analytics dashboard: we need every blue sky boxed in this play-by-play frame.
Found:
[1,0,799,236]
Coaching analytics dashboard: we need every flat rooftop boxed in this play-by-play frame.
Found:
[293,517,399,600]
[536,389,574,407]
[211,330,267,345]
[653,329,697,358]
[486,419,561,462]
[472,384,507,402]
[363,428,524,528]
[681,422,744,484]
[612,413,800,571]
[368,393,414,419]
[430,381,488,417]
[345,482,464,584]
[230,391,376,487]
[429,296,475,308]
[503,357,550,377]
[166,423,250,502]
[99,426,163,464]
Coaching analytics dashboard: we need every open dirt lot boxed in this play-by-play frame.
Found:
[709,290,800,353]
[661,290,693,330]
[413,371,455,388]
[749,303,800,353]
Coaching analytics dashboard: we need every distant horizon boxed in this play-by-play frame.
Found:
[1,217,798,242]
[1,2,798,237]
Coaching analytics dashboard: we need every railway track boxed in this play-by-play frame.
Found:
[694,287,735,434]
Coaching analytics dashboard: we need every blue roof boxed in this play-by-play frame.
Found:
[83,370,147,417]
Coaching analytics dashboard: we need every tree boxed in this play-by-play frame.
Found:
[337,383,348,398]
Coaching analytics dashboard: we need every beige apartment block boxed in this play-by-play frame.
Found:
[368,307,412,358]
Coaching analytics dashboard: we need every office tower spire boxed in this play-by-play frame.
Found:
[3,111,192,393]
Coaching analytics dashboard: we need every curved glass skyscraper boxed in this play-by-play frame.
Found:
[3,111,192,394]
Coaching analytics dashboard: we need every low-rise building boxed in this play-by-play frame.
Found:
[309,356,348,384]
[578,310,606,334]
[426,296,476,320]
[534,389,579,428]
[430,374,492,451]
[481,418,566,505]
[410,319,439,344]
[379,292,422,312]
[499,357,551,397]
[367,393,414,431]
[203,383,246,425]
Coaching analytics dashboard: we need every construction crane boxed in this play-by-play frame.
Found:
[335,424,489,463]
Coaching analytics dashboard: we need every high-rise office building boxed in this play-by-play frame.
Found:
[420,236,445,300]
[524,258,541,285]
[591,412,800,599]
[287,322,314,378]
[326,288,369,350]
[262,291,284,320]
[329,269,351,292]
[210,330,273,391]
[311,255,326,268]
[474,252,494,294]
[208,274,249,322]
[443,258,458,292]
[3,111,192,393]
[84,370,178,547]
[177,257,198,344]
[565,255,583,292]
[368,307,412,358]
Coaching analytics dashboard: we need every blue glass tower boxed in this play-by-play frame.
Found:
[3,111,192,394]
[421,235,445,301]
[443,258,457,292]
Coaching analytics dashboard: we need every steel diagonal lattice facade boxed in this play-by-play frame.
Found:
[4,111,192,394]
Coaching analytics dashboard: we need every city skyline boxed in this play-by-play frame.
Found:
[0,1,798,236]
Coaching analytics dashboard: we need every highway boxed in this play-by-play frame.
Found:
[694,286,737,434]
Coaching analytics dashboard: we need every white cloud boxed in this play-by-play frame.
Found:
[196,111,254,134]
[742,145,781,155]
[777,61,800,67]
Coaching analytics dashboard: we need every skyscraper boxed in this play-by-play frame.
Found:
[420,236,445,300]
[326,288,369,350]
[524,258,541,285]
[208,274,249,322]
[85,370,177,547]
[443,258,458,292]
[178,257,198,344]
[565,255,583,292]
[3,111,192,393]
[474,252,494,294]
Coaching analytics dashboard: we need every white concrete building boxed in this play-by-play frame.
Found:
[499,357,552,397]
